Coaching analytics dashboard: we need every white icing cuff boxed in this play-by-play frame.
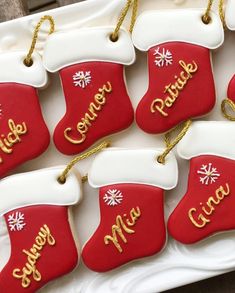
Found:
[88,148,178,190]
[177,121,235,160]
[43,26,136,72]
[132,9,224,51]
[226,0,235,30]
[0,166,82,216]
[0,51,48,88]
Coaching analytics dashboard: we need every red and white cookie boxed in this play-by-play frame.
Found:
[0,166,82,293]
[43,27,135,155]
[132,9,224,134]
[0,51,50,178]
[168,121,235,244]
[82,148,178,272]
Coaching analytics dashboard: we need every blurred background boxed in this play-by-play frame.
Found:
[0,0,85,21]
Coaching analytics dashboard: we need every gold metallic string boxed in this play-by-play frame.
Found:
[111,0,139,41]
[218,0,226,28]
[58,141,110,184]
[202,0,214,24]
[129,0,138,33]
[157,120,192,164]
[24,15,55,66]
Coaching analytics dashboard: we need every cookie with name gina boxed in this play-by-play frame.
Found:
[168,121,235,244]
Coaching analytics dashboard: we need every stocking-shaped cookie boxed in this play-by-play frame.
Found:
[82,148,178,272]
[168,121,235,244]
[43,27,135,155]
[0,166,82,293]
[132,9,224,134]
[0,51,50,178]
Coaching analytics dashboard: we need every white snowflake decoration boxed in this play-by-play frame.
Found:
[153,47,173,67]
[197,163,220,185]
[103,189,123,206]
[73,71,91,88]
[8,212,26,232]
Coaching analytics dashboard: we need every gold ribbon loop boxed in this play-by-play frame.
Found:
[219,0,226,28]
[58,141,110,184]
[221,98,235,121]
[111,0,138,41]
[157,120,192,164]
[24,15,55,66]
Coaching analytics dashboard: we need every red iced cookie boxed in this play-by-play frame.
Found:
[132,9,224,134]
[43,27,135,155]
[0,51,50,178]
[168,121,235,244]
[82,148,178,272]
[0,166,82,293]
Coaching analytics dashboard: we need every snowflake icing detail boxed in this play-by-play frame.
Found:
[153,47,173,67]
[103,189,123,206]
[7,212,26,232]
[73,71,91,88]
[197,163,220,185]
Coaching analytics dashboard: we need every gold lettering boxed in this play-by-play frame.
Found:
[188,208,210,228]
[104,207,141,253]
[0,119,27,163]
[94,94,106,105]
[151,60,198,116]
[216,183,230,200]
[188,183,230,229]
[64,82,112,144]
[126,207,141,226]
[151,99,168,116]
[165,84,179,100]
[13,269,31,289]
[12,224,55,288]
[64,127,86,144]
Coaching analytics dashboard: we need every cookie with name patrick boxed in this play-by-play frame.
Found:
[132,9,224,134]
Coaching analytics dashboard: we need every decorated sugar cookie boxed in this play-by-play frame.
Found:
[0,166,82,293]
[43,27,135,155]
[132,9,224,134]
[0,51,50,178]
[82,148,178,272]
[168,121,235,244]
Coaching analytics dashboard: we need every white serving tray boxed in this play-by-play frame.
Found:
[0,0,235,292]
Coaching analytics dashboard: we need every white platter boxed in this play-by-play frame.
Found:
[0,0,235,292]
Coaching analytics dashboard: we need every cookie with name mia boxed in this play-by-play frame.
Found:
[82,148,178,272]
